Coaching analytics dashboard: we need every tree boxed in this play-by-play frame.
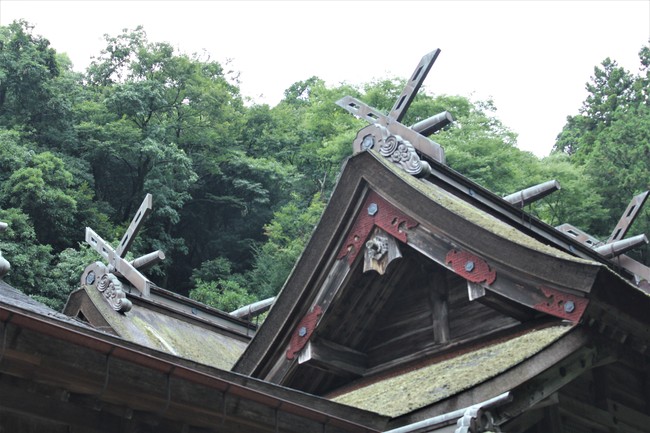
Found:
[528,153,607,233]
[554,55,637,159]
[552,43,650,258]
[0,208,53,302]
[437,98,538,195]
[189,257,255,312]
[244,193,326,299]
[0,20,76,147]
[1,150,86,250]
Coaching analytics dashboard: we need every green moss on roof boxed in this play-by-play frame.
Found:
[85,285,246,370]
[331,325,573,417]
[374,153,596,264]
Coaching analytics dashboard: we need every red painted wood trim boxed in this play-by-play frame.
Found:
[337,191,418,265]
[445,249,496,285]
[286,306,323,360]
[534,286,589,322]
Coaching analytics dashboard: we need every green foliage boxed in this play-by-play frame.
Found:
[245,193,326,299]
[438,99,536,195]
[0,207,53,298]
[1,150,84,249]
[188,256,255,311]
[553,43,650,256]
[35,244,98,311]
[189,278,256,312]
[528,153,607,231]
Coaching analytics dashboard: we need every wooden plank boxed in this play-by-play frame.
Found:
[607,191,649,244]
[388,49,441,122]
[557,395,615,431]
[0,378,122,433]
[429,270,450,344]
[299,338,367,377]
[606,398,650,431]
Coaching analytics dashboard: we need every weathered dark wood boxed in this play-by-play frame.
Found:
[499,407,544,433]
[264,257,352,384]
[0,376,131,433]
[235,151,638,396]
[429,270,450,344]
[63,288,117,335]
[299,338,368,377]
[606,398,650,432]
[557,394,619,431]
[0,312,389,433]
[592,366,611,410]
[540,404,564,433]
[407,224,590,323]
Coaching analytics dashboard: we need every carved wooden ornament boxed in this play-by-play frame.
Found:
[286,305,323,360]
[337,191,418,265]
[96,272,133,313]
[363,228,402,275]
[445,249,496,285]
[534,286,589,322]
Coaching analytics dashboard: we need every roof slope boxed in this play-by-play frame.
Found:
[329,324,572,417]
[0,279,94,331]
[74,282,249,370]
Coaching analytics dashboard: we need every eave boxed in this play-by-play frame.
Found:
[0,292,389,433]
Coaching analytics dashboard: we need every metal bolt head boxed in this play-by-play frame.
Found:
[368,203,378,216]
[362,135,375,150]
[85,270,96,285]
[464,261,475,272]
[298,326,308,337]
[564,300,575,313]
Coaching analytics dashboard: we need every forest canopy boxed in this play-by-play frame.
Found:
[1,21,649,311]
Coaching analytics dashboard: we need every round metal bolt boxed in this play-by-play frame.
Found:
[564,300,575,313]
[368,203,378,216]
[85,270,96,285]
[464,261,475,272]
[362,135,375,150]
[298,326,308,337]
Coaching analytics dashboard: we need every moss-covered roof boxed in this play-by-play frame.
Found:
[374,152,597,265]
[330,324,573,417]
[85,285,247,370]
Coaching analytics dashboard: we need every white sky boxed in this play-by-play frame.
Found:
[1,1,649,157]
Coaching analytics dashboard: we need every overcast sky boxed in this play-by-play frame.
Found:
[1,1,649,157]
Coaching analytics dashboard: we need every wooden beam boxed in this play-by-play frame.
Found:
[299,338,367,377]
[407,225,590,322]
[0,377,122,433]
[557,394,615,431]
[264,257,352,384]
[606,398,650,432]
[389,49,441,123]
[429,270,449,344]
[607,191,649,244]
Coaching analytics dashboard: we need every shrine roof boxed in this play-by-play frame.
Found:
[78,284,249,370]
[373,151,596,264]
[0,279,95,331]
[328,324,573,417]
